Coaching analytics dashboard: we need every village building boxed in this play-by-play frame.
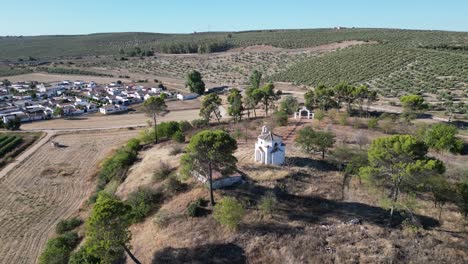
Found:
[254,126,286,165]
[177,93,199,101]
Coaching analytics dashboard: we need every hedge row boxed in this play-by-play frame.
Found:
[0,136,23,156]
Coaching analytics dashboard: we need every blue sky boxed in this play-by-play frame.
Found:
[1,0,467,35]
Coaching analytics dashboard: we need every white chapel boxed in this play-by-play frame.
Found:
[254,126,286,165]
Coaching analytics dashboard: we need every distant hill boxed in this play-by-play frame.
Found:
[1,28,467,60]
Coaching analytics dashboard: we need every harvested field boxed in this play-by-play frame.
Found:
[0,129,139,263]
[20,109,200,131]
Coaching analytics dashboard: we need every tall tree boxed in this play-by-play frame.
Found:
[353,84,370,116]
[185,70,205,95]
[227,88,244,122]
[359,135,445,226]
[279,95,299,115]
[181,130,238,206]
[249,70,262,90]
[200,93,222,123]
[334,82,356,113]
[295,127,335,159]
[400,94,427,121]
[315,85,338,111]
[143,95,168,143]
[259,83,280,116]
[85,193,141,264]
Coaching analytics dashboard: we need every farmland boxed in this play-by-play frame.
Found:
[0,132,41,169]
[0,129,139,263]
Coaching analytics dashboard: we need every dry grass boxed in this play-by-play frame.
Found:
[121,118,467,264]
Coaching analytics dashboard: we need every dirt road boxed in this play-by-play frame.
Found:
[21,109,200,131]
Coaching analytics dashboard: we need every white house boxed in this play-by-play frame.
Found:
[99,104,128,115]
[254,126,286,165]
[177,93,199,101]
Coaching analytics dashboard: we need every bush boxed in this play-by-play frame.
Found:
[172,130,185,143]
[164,175,185,195]
[97,147,138,191]
[367,117,378,129]
[258,191,277,216]
[39,232,80,264]
[153,161,173,181]
[338,112,348,125]
[125,138,141,152]
[69,246,101,264]
[314,109,325,123]
[272,110,288,126]
[191,119,209,129]
[126,187,158,223]
[157,121,181,139]
[186,198,206,217]
[169,145,184,156]
[55,217,83,234]
[213,197,245,231]
[153,209,171,228]
[178,120,192,132]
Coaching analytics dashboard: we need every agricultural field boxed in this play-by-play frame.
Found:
[0,129,140,263]
[1,28,467,60]
[0,132,41,168]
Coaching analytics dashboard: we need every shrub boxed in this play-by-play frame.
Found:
[157,121,181,139]
[338,112,349,125]
[169,145,184,156]
[172,130,185,143]
[214,197,245,231]
[424,123,463,154]
[55,217,83,234]
[153,161,173,181]
[314,109,325,123]
[272,110,288,126]
[186,198,206,217]
[178,120,192,132]
[164,175,185,195]
[126,187,158,223]
[39,232,80,264]
[153,210,171,228]
[69,246,101,264]
[191,119,209,129]
[125,138,141,152]
[258,191,277,216]
[327,109,339,124]
[367,117,378,129]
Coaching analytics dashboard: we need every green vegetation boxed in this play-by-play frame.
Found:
[295,127,335,159]
[359,135,445,225]
[227,88,244,122]
[279,95,299,115]
[424,123,464,154]
[55,217,83,234]
[0,135,23,156]
[39,231,80,264]
[187,198,207,217]
[143,94,168,143]
[181,130,238,205]
[186,70,205,95]
[80,193,141,264]
[213,197,245,231]
[200,93,222,123]
[258,191,277,216]
[126,187,160,223]
[36,67,114,77]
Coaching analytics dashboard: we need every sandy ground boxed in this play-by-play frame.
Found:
[21,109,200,131]
[0,129,140,264]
